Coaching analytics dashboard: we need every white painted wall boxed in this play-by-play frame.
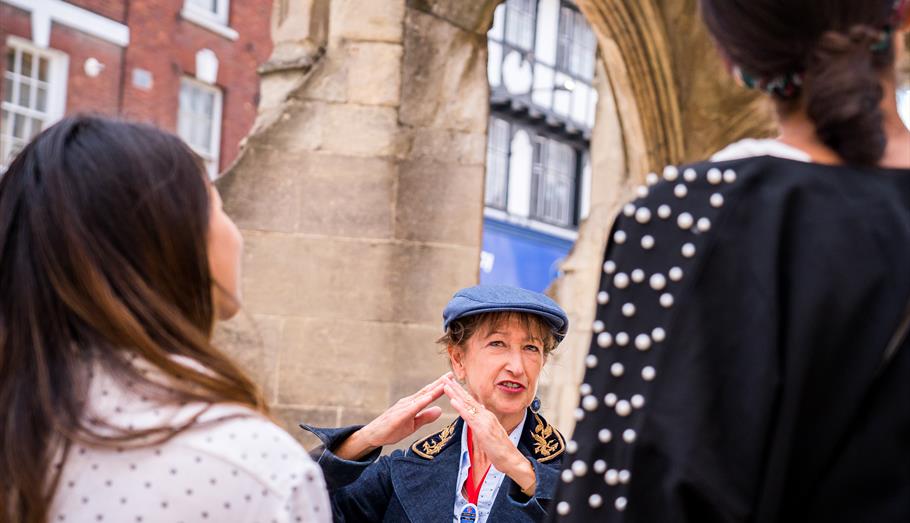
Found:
[507,129,533,218]
[534,0,559,66]
[488,41,503,87]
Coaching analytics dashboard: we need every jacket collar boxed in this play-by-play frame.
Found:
[391,410,566,520]
[407,409,565,464]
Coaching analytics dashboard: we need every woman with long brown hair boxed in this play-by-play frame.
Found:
[0,115,330,522]
[553,0,910,521]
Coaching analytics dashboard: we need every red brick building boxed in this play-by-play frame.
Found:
[0,0,272,176]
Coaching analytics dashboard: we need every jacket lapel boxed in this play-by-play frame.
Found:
[391,418,464,522]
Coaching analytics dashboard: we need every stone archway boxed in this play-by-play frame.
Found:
[216,0,774,444]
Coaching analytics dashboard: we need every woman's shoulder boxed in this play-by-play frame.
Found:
[51,403,330,522]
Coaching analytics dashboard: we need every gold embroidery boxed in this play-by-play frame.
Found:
[530,412,564,462]
[410,420,457,460]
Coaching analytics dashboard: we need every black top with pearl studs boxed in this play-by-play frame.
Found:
[552,156,910,523]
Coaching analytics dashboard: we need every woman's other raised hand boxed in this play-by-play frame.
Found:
[334,373,450,460]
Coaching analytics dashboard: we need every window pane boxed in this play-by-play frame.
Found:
[5,49,15,73]
[505,0,535,50]
[3,76,12,103]
[484,118,510,208]
[12,113,25,139]
[29,117,42,139]
[200,91,214,116]
[187,0,218,13]
[177,80,220,158]
[38,56,49,82]
[197,116,213,152]
[531,138,576,226]
[35,85,47,112]
[21,52,32,78]
[177,111,192,145]
[17,80,30,107]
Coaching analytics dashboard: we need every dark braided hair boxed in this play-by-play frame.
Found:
[700,0,898,166]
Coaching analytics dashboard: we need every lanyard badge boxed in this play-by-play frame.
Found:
[459,503,478,523]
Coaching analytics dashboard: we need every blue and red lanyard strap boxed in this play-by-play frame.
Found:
[464,426,492,505]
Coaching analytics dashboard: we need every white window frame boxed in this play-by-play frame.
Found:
[1,36,68,171]
[177,77,223,179]
[181,0,238,40]
[898,87,910,130]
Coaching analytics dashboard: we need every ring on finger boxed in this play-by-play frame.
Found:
[466,405,478,416]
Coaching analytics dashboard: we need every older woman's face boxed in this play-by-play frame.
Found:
[449,315,546,423]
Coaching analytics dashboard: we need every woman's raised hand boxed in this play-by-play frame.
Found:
[442,375,537,494]
[334,373,450,461]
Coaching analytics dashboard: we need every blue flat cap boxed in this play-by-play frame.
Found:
[442,285,569,342]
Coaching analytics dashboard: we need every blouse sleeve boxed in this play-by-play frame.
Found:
[551,163,779,522]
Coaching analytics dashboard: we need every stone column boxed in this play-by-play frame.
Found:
[216,0,496,448]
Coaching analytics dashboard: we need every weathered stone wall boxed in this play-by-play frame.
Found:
[216,0,776,445]
[216,0,501,448]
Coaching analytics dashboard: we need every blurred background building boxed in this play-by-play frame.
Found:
[2,0,909,448]
[480,0,597,292]
[0,0,272,176]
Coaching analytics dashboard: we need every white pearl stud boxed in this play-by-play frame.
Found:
[707,168,722,185]
[710,193,724,208]
[614,230,627,244]
[615,400,631,416]
[682,243,696,258]
[642,366,656,381]
[635,334,652,351]
[610,362,625,377]
[635,207,652,224]
[677,212,694,230]
[674,184,688,199]
[650,273,667,291]
[586,354,599,368]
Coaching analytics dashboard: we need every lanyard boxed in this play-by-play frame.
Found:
[464,426,492,505]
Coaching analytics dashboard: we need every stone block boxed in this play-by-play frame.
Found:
[406,0,498,34]
[272,405,339,450]
[213,313,285,404]
[330,0,406,43]
[389,243,479,324]
[218,146,301,233]
[394,160,485,247]
[346,42,403,107]
[276,318,397,411]
[305,41,402,107]
[389,323,451,392]
[321,103,401,157]
[261,100,401,158]
[399,10,490,133]
[259,100,327,154]
[297,154,397,239]
[241,232,395,320]
[407,128,486,166]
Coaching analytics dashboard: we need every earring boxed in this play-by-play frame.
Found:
[530,396,541,413]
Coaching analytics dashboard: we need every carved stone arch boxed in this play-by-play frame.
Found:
[577,0,684,171]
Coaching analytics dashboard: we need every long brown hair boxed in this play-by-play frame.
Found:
[0,115,266,522]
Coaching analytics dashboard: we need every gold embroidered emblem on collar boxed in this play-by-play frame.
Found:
[529,412,564,462]
[410,420,457,460]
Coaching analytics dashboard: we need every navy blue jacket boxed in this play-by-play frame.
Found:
[302,409,565,522]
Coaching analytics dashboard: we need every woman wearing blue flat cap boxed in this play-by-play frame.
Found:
[301,285,569,522]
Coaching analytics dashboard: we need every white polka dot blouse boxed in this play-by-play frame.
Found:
[47,360,331,523]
